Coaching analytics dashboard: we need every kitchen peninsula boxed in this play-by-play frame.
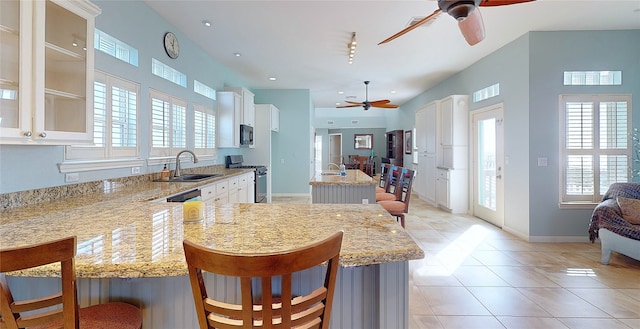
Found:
[310,169,377,204]
[0,170,423,329]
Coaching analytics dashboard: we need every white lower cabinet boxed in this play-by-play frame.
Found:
[201,173,254,204]
[436,167,468,213]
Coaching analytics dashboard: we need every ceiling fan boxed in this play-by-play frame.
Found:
[337,81,399,111]
[379,0,535,46]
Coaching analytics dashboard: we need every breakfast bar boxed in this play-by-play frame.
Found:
[0,175,423,329]
[310,169,377,204]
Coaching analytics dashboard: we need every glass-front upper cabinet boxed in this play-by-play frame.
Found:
[0,0,100,145]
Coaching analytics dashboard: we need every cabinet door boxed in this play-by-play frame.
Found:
[436,169,449,209]
[0,0,32,142]
[440,97,453,146]
[33,0,99,144]
[216,91,241,148]
[270,105,279,132]
[425,102,438,154]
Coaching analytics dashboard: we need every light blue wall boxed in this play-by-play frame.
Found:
[252,89,312,194]
[527,30,640,238]
[388,29,640,239]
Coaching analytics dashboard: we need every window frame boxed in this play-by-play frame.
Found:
[558,94,632,204]
[65,71,140,161]
[149,89,187,158]
[193,103,216,157]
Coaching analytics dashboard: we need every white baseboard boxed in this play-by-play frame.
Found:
[527,235,593,243]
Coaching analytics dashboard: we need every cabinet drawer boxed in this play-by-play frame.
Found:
[228,177,239,189]
[201,184,216,201]
[216,181,229,195]
[239,174,250,186]
[437,169,449,180]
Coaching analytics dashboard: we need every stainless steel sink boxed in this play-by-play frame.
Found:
[155,173,223,182]
[320,172,342,176]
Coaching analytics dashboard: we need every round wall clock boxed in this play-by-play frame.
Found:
[163,32,180,59]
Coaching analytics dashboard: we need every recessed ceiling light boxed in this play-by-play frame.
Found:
[336,102,341,106]
[234,52,241,57]
[390,90,397,94]
[338,91,344,95]
[268,77,277,81]
[202,20,211,27]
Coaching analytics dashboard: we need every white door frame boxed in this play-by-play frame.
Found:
[470,104,504,227]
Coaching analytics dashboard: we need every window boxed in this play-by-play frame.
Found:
[66,71,139,160]
[473,83,500,103]
[94,29,139,66]
[563,71,622,86]
[193,104,216,156]
[149,89,187,157]
[559,94,632,203]
[151,58,187,87]
[194,80,216,100]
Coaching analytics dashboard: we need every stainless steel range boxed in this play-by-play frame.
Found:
[225,155,267,203]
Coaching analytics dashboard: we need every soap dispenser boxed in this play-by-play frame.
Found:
[339,163,346,176]
[161,164,170,181]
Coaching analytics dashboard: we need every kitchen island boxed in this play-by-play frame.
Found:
[310,169,377,204]
[0,175,423,329]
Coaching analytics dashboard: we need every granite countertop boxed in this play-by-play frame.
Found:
[0,171,423,279]
[309,169,376,186]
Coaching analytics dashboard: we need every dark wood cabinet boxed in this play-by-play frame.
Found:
[385,130,403,167]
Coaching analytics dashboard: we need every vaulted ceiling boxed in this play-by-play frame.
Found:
[145,0,640,109]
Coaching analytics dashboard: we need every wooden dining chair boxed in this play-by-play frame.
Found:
[376,165,402,202]
[378,168,415,228]
[0,236,142,329]
[183,231,343,329]
[376,163,391,193]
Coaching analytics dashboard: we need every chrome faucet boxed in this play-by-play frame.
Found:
[328,163,341,170]
[173,150,198,178]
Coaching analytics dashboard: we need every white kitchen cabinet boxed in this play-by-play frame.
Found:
[414,95,468,212]
[225,86,255,127]
[227,177,239,203]
[436,167,468,213]
[201,179,229,203]
[439,95,468,147]
[237,172,253,203]
[270,105,280,132]
[0,0,100,145]
[216,91,241,148]
[414,101,438,205]
[245,104,276,202]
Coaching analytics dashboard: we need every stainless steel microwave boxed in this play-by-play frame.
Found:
[240,124,253,146]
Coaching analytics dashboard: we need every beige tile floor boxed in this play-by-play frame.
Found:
[271,195,640,329]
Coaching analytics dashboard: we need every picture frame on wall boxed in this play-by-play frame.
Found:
[405,130,412,154]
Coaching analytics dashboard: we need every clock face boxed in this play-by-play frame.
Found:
[163,32,179,59]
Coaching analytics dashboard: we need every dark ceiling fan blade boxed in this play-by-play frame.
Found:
[345,101,365,105]
[336,104,363,108]
[458,8,485,45]
[378,8,442,45]
[369,99,391,105]
[479,0,535,7]
[373,104,399,109]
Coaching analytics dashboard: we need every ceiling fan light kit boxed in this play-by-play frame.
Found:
[379,0,535,46]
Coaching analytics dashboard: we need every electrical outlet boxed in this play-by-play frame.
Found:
[537,157,548,167]
[362,199,369,204]
[65,173,79,182]
[131,166,141,174]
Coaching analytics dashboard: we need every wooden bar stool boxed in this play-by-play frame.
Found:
[0,236,142,329]
[376,165,402,202]
[183,231,343,329]
[379,168,415,227]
